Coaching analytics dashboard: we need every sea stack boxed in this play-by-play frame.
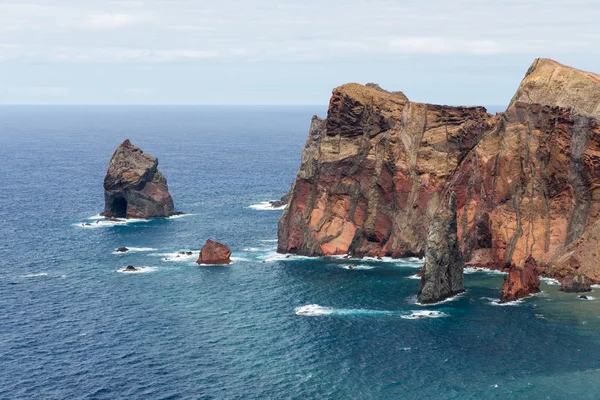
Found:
[197,240,232,265]
[418,192,464,304]
[500,256,540,303]
[102,139,177,219]
[277,58,600,286]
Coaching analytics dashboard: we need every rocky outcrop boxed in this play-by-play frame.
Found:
[560,274,592,293]
[116,247,129,253]
[418,193,464,304]
[277,83,494,257]
[277,58,600,283]
[102,139,176,219]
[197,240,232,265]
[500,256,541,303]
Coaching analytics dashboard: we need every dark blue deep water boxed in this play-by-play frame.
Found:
[2,105,600,399]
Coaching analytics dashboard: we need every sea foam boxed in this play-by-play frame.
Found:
[401,310,447,319]
[117,266,158,274]
[112,247,157,255]
[248,202,286,211]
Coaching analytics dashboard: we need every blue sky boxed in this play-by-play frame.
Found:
[1,0,599,105]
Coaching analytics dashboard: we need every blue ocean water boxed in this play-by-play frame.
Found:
[2,105,600,399]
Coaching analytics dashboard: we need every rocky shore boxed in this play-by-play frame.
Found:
[277,58,600,298]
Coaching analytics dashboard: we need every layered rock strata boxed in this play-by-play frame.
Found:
[418,193,464,304]
[102,140,176,219]
[278,59,600,282]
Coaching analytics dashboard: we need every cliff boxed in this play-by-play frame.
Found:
[278,59,600,282]
[102,139,176,219]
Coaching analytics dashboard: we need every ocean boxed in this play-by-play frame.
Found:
[2,105,600,399]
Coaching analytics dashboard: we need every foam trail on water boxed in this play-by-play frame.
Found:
[248,202,286,211]
[117,266,158,274]
[22,273,49,278]
[401,310,447,319]
[154,251,200,262]
[541,277,560,285]
[414,292,466,306]
[112,247,157,255]
[295,304,446,319]
[341,265,375,270]
[407,274,421,280]
[464,267,506,275]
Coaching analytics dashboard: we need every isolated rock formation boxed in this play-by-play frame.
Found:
[277,58,600,283]
[418,193,464,304]
[560,274,592,293]
[102,139,176,219]
[197,240,232,265]
[500,256,541,303]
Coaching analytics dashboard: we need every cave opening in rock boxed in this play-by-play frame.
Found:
[112,197,128,218]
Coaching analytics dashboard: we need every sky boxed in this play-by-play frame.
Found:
[0,0,599,105]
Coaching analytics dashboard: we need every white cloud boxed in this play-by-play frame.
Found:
[83,13,150,30]
[388,37,505,55]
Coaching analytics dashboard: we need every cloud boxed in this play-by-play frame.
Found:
[388,37,505,55]
[83,13,150,30]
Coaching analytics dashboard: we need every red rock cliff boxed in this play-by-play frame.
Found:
[278,58,600,282]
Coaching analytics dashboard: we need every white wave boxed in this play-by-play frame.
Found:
[231,256,251,263]
[260,251,314,263]
[577,295,595,300]
[482,296,524,306]
[248,202,286,211]
[407,274,421,280]
[341,264,375,270]
[243,247,262,252]
[464,267,506,275]
[88,214,105,220]
[295,304,395,317]
[75,217,150,229]
[259,239,278,243]
[117,266,158,274]
[112,247,157,255]
[155,251,199,262]
[401,310,447,319]
[22,273,49,278]
[407,257,423,262]
[167,213,191,219]
[591,284,600,289]
[295,304,334,316]
[415,291,466,306]
[541,277,560,285]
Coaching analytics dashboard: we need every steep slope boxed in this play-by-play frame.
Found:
[278,58,600,282]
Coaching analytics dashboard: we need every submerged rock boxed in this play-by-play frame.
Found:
[418,193,464,304]
[500,256,540,303]
[197,240,232,265]
[124,265,137,272]
[560,274,592,293]
[102,139,177,219]
[116,247,129,253]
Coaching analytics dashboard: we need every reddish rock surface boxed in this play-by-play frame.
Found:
[500,256,541,303]
[197,240,232,265]
[102,139,176,219]
[560,274,592,293]
[278,58,600,283]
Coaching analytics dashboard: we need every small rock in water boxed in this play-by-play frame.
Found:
[186,251,192,255]
[178,251,186,255]
[197,240,232,265]
[124,265,137,272]
[348,264,356,270]
[116,247,129,253]
[579,295,589,300]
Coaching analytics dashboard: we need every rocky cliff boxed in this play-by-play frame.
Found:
[278,58,600,282]
[102,139,176,219]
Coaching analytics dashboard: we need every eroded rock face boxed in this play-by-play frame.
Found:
[102,140,176,219]
[418,193,464,304]
[560,274,592,293]
[500,256,541,303]
[277,83,494,257]
[277,59,600,283]
[197,240,232,265]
